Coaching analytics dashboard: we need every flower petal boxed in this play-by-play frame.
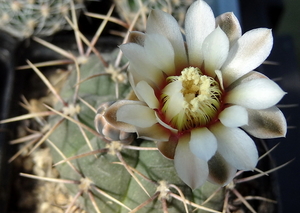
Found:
[215,12,242,47]
[144,33,176,76]
[202,27,229,76]
[210,123,258,170]
[136,124,171,141]
[120,43,164,86]
[227,71,268,91]
[225,78,286,110]
[128,31,145,46]
[189,127,217,161]
[155,112,178,133]
[242,106,287,138]
[222,28,273,86]
[185,0,215,67]
[146,9,188,69]
[135,81,159,109]
[162,80,184,121]
[174,133,209,189]
[219,105,248,127]
[104,100,138,133]
[116,104,157,128]
[157,140,177,159]
[207,152,237,185]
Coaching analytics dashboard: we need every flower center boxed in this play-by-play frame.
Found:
[161,67,222,131]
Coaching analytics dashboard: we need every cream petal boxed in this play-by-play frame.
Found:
[215,70,224,90]
[207,152,237,186]
[135,81,159,109]
[215,12,242,47]
[185,0,215,67]
[202,27,229,76]
[127,65,153,90]
[162,80,182,96]
[225,78,286,110]
[162,81,184,121]
[242,106,287,138]
[146,9,188,69]
[189,127,217,161]
[174,133,209,189]
[155,112,178,133]
[226,71,268,91]
[210,123,258,170]
[219,105,248,127]
[104,100,140,133]
[120,43,164,86]
[116,104,157,128]
[222,28,273,86]
[165,95,184,122]
[136,124,171,142]
[128,31,145,46]
[144,33,176,76]
[128,71,145,102]
[128,67,159,98]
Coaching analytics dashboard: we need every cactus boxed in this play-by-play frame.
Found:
[1,1,287,213]
[42,51,225,212]
[0,0,84,38]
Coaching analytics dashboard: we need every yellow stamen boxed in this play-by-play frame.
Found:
[161,67,222,131]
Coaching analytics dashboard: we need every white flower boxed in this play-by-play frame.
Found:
[103,0,287,189]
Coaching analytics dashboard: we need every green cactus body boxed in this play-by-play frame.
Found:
[0,0,84,38]
[47,52,225,212]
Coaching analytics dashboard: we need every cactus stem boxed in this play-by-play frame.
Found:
[91,185,132,211]
[21,151,133,212]
[116,151,151,197]
[112,161,157,184]
[129,192,160,213]
[47,138,81,175]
